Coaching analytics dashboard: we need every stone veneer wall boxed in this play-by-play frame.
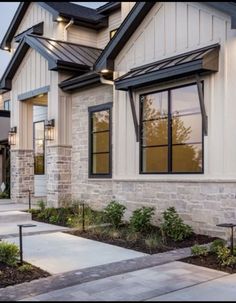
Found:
[71,84,236,239]
[47,145,72,207]
[11,150,34,203]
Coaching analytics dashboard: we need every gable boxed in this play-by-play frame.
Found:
[115,2,231,73]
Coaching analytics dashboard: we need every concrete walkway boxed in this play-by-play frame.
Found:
[20,261,228,301]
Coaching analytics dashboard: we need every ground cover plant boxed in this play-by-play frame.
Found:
[181,239,236,273]
[0,241,50,288]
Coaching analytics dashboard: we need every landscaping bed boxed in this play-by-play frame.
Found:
[181,253,236,274]
[0,262,50,288]
[66,226,216,254]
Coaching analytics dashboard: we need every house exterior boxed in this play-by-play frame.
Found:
[1,1,236,237]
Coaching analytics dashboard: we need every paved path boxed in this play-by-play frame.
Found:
[20,261,227,301]
[7,232,147,274]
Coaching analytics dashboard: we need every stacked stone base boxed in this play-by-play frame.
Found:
[10,150,34,203]
[72,179,236,239]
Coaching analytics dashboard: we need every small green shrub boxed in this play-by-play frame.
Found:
[104,201,126,228]
[191,244,209,257]
[216,246,236,267]
[0,241,19,266]
[130,206,155,232]
[210,239,227,254]
[161,207,193,241]
[0,191,9,199]
[37,200,46,211]
[18,264,33,272]
[145,234,163,251]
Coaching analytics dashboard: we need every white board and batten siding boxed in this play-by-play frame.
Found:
[113,2,236,180]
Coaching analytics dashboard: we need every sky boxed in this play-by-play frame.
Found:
[0,2,107,78]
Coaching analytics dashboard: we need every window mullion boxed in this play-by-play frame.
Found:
[168,90,172,173]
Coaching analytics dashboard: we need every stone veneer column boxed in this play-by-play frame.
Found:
[10,150,34,203]
[46,145,72,207]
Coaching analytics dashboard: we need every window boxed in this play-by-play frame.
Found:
[140,83,203,174]
[89,103,112,177]
[110,28,118,40]
[4,100,10,111]
[33,121,45,175]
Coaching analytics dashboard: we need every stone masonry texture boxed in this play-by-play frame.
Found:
[71,85,236,239]
[47,145,72,207]
[10,150,34,203]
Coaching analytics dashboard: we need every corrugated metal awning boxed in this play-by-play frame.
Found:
[115,44,220,91]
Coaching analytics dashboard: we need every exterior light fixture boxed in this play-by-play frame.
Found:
[4,46,10,51]
[57,16,63,22]
[45,119,55,141]
[101,69,110,74]
[8,127,17,145]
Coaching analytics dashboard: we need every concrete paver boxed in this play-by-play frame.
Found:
[7,232,147,274]
[21,261,227,301]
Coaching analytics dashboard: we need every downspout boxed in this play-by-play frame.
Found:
[64,18,74,40]
[100,76,114,85]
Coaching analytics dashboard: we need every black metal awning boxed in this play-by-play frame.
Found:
[115,44,220,91]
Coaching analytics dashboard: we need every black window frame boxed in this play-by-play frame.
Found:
[4,100,10,111]
[88,102,112,178]
[139,82,204,175]
[33,120,45,175]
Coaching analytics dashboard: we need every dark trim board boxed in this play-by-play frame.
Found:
[59,72,101,92]
[14,22,44,43]
[18,86,50,101]
[0,110,10,118]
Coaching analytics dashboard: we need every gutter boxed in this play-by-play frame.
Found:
[64,18,74,40]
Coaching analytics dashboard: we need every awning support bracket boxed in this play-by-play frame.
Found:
[196,74,208,136]
[128,88,139,142]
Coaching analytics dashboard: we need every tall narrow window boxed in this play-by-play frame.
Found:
[89,103,112,177]
[140,83,203,174]
[34,121,45,175]
[4,100,10,111]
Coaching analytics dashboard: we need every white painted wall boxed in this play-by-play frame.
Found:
[113,2,236,180]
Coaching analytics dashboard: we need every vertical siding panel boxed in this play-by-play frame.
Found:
[200,10,213,44]
[176,2,188,50]
[165,2,176,54]
[134,32,145,66]
[145,18,155,61]
[154,4,165,58]
[187,4,200,47]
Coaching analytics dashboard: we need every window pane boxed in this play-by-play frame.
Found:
[171,84,200,116]
[142,146,168,173]
[92,153,109,174]
[172,114,202,144]
[172,144,202,172]
[34,155,44,174]
[35,122,44,139]
[142,91,168,121]
[142,119,168,146]
[93,132,109,153]
[92,110,109,132]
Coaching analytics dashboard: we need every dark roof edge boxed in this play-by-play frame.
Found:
[95,2,155,71]
[0,2,30,49]
[59,72,101,92]
[97,2,121,14]
[0,110,10,118]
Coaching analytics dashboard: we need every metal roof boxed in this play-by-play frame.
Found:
[0,35,102,91]
[115,44,220,91]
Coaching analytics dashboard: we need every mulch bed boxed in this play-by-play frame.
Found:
[0,262,50,288]
[181,253,236,274]
[66,225,217,254]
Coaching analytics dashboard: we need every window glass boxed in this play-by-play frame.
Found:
[34,121,45,175]
[141,84,203,173]
[92,154,110,174]
[4,100,10,111]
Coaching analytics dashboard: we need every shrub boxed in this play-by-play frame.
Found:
[216,246,236,267]
[210,239,227,254]
[191,244,209,257]
[37,200,46,211]
[145,234,163,251]
[0,191,9,199]
[0,241,19,266]
[18,264,33,272]
[161,207,193,241]
[130,206,155,232]
[104,201,126,228]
